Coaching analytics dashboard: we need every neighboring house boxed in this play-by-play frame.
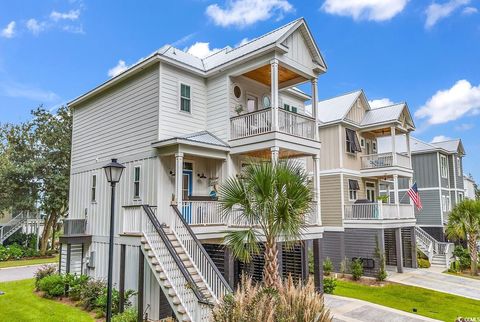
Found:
[60,18,327,321]
[310,90,418,276]
[464,175,476,200]
[379,137,466,242]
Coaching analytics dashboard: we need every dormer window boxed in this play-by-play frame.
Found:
[346,128,361,154]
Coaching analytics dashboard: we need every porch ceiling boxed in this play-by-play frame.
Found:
[242,147,309,159]
[243,64,306,86]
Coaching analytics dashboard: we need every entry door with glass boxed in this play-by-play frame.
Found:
[182,162,193,223]
[366,182,376,202]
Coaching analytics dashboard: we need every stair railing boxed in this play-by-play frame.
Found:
[170,205,232,303]
[0,212,29,243]
[141,205,212,321]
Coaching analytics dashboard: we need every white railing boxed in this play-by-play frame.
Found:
[171,206,232,304]
[278,109,316,140]
[230,109,272,139]
[344,202,415,220]
[180,201,223,225]
[141,207,212,321]
[415,226,454,267]
[122,206,146,234]
[361,152,411,170]
[0,212,29,243]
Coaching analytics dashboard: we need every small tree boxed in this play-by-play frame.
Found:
[446,199,480,276]
[323,257,333,276]
[350,259,363,281]
[219,160,313,288]
[374,236,387,281]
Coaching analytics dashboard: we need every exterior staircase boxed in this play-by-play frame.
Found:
[415,226,454,268]
[140,205,232,322]
[0,213,29,244]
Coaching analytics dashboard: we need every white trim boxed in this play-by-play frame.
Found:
[440,154,448,179]
[133,165,141,200]
[437,152,444,225]
[379,187,465,192]
[179,81,192,113]
[340,172,345,221]
[323,226,345,232]
[91,174,97,203]
[319,168,361,176]
[338,124,344,168]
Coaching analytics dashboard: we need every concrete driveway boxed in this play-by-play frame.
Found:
[325,294,441,322]
[0,264,56,283]
[387,266,480,300]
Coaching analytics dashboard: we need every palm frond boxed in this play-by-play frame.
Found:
[224,229,261,263]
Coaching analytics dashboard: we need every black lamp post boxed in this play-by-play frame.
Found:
[103,158,125,322]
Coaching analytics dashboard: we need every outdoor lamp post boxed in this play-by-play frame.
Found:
[103,158,125,322]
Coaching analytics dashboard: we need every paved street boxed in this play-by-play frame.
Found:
[0,264,56,283]
[388,267,480,300]
[325,294,441,322]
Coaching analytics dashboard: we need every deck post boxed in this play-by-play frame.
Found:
[311,78,319,141]
[395,228,404,273]
[271,146,280,164]
[313,154,321,225]
[175,152,184,225]
[270,59,279,131]
[119,244,126,313]
[312,238,323,292]
[224,248,235,288]
[137,249,145,322]
[411,227,418,268]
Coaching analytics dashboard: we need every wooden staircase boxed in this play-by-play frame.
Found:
[415,226,454,268]
[0,213,30,244]
[139,205,231,322]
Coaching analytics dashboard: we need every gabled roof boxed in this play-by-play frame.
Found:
[431,139,465,155]
[361,103,407,126]
[69,18,326,108]
[316,90,362,124]
[179,131,229,148]
[378,136,465,155]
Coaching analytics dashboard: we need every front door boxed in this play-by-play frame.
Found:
[366,182,376,202]
[182,169,193,223]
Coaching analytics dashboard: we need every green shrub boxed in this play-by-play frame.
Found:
[418,258,430,268]
[112,308,137,322]
[34,264,57,289]
[308,248,314,274]
[95,288,136,316]
[453,245,471,271]
[5,243,24,260]
[323,277,337,294]
[65,273,89,300]
[24,248,40,258]
[350,259,363,281]
[38,274,65,298]
[340,257,349,276]
[0,245,8,261]
[448,260,460,273]
[323,257,333,276]
[79,279,106,311]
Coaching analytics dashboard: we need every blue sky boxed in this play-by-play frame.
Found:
[1,0,479,179]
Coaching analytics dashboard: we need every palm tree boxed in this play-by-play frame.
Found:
[446,199,480,275]
[218,160,313,288]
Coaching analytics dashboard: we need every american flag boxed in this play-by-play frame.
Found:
[407,182,422,210]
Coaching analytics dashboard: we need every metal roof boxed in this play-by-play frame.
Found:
[316,90,362,124]
[431,139,463,154]
[378,136,464,155]
[360,103,406,126]
[179,131,230,148]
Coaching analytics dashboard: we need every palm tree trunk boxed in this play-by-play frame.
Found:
[263,237,281,288]
[468,234,478,276]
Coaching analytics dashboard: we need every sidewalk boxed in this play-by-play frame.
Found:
[325,294,441,322]
[0,263,57,282]
[387,267,480,300]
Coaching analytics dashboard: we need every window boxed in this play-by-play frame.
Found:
[291,106,298,113]
[459,192,464,202]
[233,85,242,99]
[180,83,191,112]
[91,175,97,202]
[360,138,365,148]
[134,166,141,199]
[456,157,462,176]
[442,195,451,212]
[440,155,448,178]
[283,103,290,111]
[345,128,362,154]
[372,141,377,153]
[262,95,271,108]
[348,179,360,201]
[246,95,258,112]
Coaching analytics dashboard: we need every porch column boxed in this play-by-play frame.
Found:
[271,146,280,165]
[175,152,184,207]
[411,227,418,268]
[224,248,235,288]
[395,228,404,273]
[313,154,321,225]
[271,59,279,132]
[406,132,412,168]
[393,174,400,213]
[312,238,323,292]
[391,127,397,165]
[311,78,319,141]
[408,177,413,205]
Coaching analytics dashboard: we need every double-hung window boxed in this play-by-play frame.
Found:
[440,155,448,178]
[180,83,191,112]
[346,128,361,154]
[348,179,360,201]
[456,157,462,176]
[91,175,97,202]
[291,106,298,113]
[134,166,141,199]
[283,103,290,111]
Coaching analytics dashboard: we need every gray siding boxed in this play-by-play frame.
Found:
[412,152,439,188]
[456,155,464,189]
[415,190,442,226]
[71,65,159,170]
[448,154,455,188]
[322,231,345,271]
[344,228,384,277]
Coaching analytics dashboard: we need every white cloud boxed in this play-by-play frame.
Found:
[1,21,16,38]
[0,81,60,102]
[186,42,222,58]
[369,98,394,108]
[62,24,85,34]
[455,123,474,131]
[431,135,452,143]
[108,60,129,78]
[415,80,480,124]
[425,0,470,28]
[462,6,478,14]
[50,9,81,21]
[237,37,250,46]
[206,0,294,27]
[321,0,408,21]
[26,19,47,35]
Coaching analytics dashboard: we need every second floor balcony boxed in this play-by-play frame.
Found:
[230,108,317,141]
[360,152,411,170]
[344,201,415,227]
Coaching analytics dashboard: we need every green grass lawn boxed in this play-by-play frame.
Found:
[334,279,480,321]
[0,255,58,269]
[0,279,94,322]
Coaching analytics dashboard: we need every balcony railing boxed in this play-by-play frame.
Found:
[344,202,415,220]
[230,108,316,140]
[63,218,87,236]
[360,152,410,170]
